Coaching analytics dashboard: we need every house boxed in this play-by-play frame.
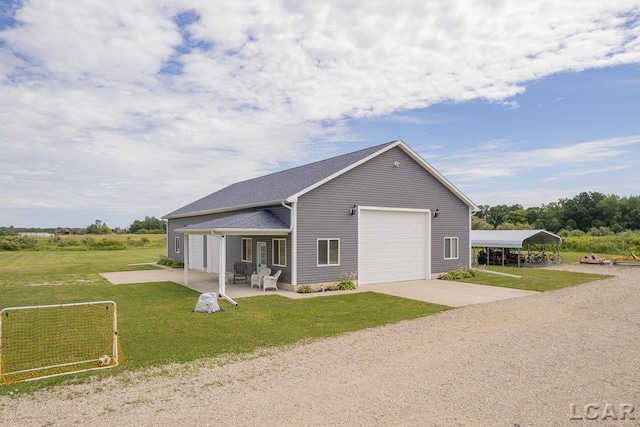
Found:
[163,140,477,294]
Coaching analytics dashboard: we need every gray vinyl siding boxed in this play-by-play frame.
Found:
[230,235,292,284]
[296,146,470,284]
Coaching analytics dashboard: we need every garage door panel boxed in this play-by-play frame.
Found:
[359,209,428,285]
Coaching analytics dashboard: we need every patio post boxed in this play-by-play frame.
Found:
[218,235,226,295]
[183,234,189,285]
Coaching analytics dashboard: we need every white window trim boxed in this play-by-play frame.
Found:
[317,238,340,267]
[242,238,252,262]
[272,238,287,267]
[175,236,181,253]
[444,237,459,260]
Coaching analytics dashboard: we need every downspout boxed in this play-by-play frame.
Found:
[282,201,297,286]
[468,206,473,269]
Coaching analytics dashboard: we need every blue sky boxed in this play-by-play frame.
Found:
[1,1,639,228]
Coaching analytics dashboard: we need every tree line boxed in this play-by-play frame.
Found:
[0,216,166,236]
[473,192,640,235]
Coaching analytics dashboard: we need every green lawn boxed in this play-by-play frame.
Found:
[465,252,612,292]
[0,249,449,392]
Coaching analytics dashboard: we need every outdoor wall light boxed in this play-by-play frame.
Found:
[433,208,440,218]
[350,204,357,215]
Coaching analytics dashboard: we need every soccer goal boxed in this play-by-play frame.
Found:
[0,301,121,384]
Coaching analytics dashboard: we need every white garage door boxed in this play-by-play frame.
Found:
[359,209,429,285]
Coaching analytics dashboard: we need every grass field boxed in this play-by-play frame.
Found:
[464,251,613,291]
[0,249,449,392]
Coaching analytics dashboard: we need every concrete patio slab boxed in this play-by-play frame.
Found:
[100,267,537,307]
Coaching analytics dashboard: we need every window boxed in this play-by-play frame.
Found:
[318,239,340,266]
[242,238,252,262]
[272,238,286,266]
[444,237,459,259]
[175,236,181,253]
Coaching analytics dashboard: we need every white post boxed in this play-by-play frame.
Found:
[184,234,189,285]
[217,235,237,306]
[218,235,226,295]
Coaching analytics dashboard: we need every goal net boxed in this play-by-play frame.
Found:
[0,301,121,384]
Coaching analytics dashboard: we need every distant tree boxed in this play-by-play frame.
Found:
[472,217,493,230]
[0,226,18,236]
[128,216,166,234]
[85,219,104,234]
[560,192,606,232]
[503,209,528,225]
[531,202,563,233]
[488,204,523,228]
[99,223,112,234]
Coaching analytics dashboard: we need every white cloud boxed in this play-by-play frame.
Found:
[438,136,640,182]
[0,0,639,226]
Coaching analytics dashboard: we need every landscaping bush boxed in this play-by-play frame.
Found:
[336,271,357,290]
[439,268,478,280]
[158,256,184,268]
[336,279,356,290]
[297,285,317,293]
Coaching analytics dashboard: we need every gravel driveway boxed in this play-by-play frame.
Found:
[2,264,639,426]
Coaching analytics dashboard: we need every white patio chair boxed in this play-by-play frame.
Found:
[250,267,271,289]
[262,270,282,292]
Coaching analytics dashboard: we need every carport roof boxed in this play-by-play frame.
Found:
[471,229,562,249]
[175,210,290,235]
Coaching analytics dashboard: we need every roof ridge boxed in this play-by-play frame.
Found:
[226,140,399,187]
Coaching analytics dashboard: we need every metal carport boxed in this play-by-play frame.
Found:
[471,230,562,267]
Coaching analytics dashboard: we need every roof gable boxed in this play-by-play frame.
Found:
[164,140,476,219]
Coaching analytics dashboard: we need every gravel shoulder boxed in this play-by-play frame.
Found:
[2,264,639,426]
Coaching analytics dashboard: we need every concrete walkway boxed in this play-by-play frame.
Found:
[99,266,537,307]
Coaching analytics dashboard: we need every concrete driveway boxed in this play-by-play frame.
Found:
[100,266,536,307]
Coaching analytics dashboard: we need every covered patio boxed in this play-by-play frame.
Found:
[175,210,291,305]
[471,229,562,267]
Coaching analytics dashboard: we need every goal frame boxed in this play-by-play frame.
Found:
[0,300,119,384]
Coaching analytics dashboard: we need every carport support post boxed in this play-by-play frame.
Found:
[502,247,505,266]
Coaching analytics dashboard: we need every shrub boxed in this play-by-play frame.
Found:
[439,268,478,280]
[336,279,356,290]
[297,285,316,293]
[335,271,357,290]
[325,284,340,291]
[158,257,184,268]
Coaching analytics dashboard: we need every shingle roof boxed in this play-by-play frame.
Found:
[176,210,289,233]
[164,140,399,218]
